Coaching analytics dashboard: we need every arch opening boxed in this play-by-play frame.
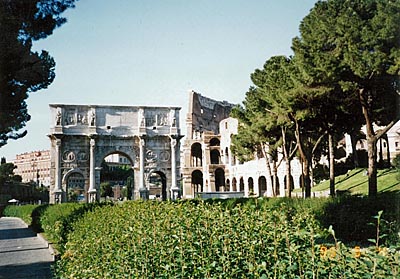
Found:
[191,170,203,196]
[191,143,202,167]
[215,168,225,192]
[100,152,134,201]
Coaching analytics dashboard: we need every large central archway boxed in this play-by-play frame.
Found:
[49,104,182,203]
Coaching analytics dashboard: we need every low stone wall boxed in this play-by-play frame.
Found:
[195,191,245,199]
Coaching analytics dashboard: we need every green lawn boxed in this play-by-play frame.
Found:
[311,168,400,195]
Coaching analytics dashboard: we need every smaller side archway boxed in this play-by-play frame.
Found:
[192,170,203,196]
[248,177,254,195]
[209,138,220,146]
[239,177,244,192]
[210,150,221,164]
[148,171,167,201]
[232,177,237,192]
[215,168,225,192]
[63,169,86,202]
[258,176,267,196]
[191,143,203,167]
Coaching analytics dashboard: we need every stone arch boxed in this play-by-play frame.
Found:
[191,142,202,167]
[63,169,86,202]
[248,177,254,195]
[232,177,237,192]
[215,168,225,192]
[148,170,167,201]
[49,105,181,203]
[191,170,203,195]
[226,178,230,190]
[258,176,267,196]
[209,138,220,146]
[210,149,221,164]
[239,177,244,192]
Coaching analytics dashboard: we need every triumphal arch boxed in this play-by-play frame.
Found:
[48,104,181,203]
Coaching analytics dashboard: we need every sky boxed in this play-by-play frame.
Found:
[1,0,317,161]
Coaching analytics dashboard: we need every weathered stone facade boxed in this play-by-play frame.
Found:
[181,91,303,199]
[48,104,181,203]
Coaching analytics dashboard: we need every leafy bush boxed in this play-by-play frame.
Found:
[54,200,399,278]
[40,203,99,252]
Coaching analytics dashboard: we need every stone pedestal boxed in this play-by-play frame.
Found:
[54,190,63,204]
[170,186,180,200]
[139,187,149,200]
[88,190,97,203]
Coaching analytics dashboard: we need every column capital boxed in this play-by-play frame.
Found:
[56,138,62,146]
[90,138,96,147]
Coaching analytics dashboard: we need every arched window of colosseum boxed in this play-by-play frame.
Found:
[191,143,202,167]
[210,149,220,164]
[239,177,244,192]
[258,176,267,196]
[248,177,254,195]
[215,168,225,192]
[191,170,203,195]
[232,178,237,192]
[209,138,220,146]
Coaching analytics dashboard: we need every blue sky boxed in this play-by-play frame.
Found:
[1,0,316,161]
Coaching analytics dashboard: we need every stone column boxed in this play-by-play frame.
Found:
[170,137,180,200]
[54,138,63,203]
[139,137,149,199]
[88,138,97,202]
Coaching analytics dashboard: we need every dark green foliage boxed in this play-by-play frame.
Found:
[100,182,113,198]
[317,193,400,246]
[0,0,77,146]
[293,0,400,196]
[0,162,21,186]
[40,203,99,252]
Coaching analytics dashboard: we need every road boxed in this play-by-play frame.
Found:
[0,217,54,279]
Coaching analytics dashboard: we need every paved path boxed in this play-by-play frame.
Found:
[0,217,54,279]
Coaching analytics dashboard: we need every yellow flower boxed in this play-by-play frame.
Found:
[328,247,336,259]
[377,247,388,256]
[320,245,328,258]
[354,246,361,258]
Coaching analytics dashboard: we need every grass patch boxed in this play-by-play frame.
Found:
[311,168,400,194]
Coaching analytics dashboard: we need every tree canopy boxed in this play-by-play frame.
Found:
[293,0,400,195]
[0,0,77,147]
[232,0,400,197]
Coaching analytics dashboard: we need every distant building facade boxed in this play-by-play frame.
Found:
[13,150,51,187]
[344,121,400,165]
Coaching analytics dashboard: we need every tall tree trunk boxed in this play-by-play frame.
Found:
[271,159,279,196]
[281,127,292,197]
[328,133,335,197]
[360,88,378,197]
[294,120,311,198]
[350,132,360,168]
[367,137,378,196]
[303,158,311,198]
[261,143,274,197]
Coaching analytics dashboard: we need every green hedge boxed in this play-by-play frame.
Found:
[3,204,41,225]
[55,201,399,278]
